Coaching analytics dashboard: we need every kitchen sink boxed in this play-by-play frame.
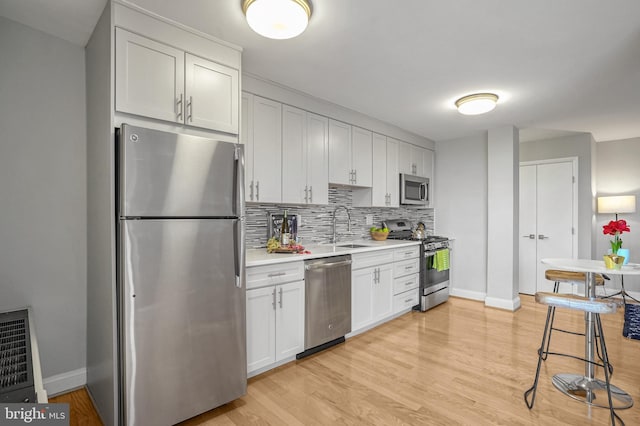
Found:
[336,243,370,248]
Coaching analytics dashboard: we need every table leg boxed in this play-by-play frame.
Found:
[551,272,633,409]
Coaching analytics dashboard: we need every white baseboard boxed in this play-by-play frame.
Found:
[43,367,87,397]
[485,296,521,311]
[450,288,486,301]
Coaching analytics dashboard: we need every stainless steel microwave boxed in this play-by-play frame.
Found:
[400,173,429,205]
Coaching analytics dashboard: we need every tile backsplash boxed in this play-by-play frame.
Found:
[245,187,434,248]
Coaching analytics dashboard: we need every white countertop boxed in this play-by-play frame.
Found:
[541,258,640,276]
[247,239,421,267]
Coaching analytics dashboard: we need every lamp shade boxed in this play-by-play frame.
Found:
[242,0,312,40]
[597,195,637,214]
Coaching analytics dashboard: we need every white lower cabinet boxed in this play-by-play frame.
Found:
[246,263,305,375]
[392,246,421,314]
[351,250,394,332]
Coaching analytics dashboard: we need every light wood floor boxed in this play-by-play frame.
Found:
[54,295,640,425]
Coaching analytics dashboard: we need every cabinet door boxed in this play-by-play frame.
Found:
[371,133,388,207]
[185,54,239,134]
[397,140,413,175]
[115,28,183,124]
[372,264,394,322]
[328,120,352,185]
[306,113,329,205]
[241,93,254,200]
[423,148,434,206]
[275,281,305,361]
[247,286,276,373]
[351,127,373,187]
[351,268,374,331]
[386,138,399,207]
[252,96,282,203]
[282,105,307,204]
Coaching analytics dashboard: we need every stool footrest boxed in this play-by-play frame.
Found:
[535,292,617,314]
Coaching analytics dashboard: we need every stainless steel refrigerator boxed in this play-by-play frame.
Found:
[117,124,246,425]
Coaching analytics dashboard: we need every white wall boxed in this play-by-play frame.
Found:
[0,17,87,392]
[486,127,520,310]
[435,132,488,300]
[519,133,595,259]
[596,137,640,294]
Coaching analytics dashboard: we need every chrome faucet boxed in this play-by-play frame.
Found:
[331,206,351,244]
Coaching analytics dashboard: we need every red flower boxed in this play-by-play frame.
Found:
[602,220,630,235]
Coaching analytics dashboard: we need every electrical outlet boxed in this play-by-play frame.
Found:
[365,214,373,225]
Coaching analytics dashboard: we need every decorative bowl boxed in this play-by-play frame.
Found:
[370,230,389,241]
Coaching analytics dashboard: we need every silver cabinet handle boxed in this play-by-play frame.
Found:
[405,298,413,303]
[268,272,286,277]
[405,280,414,287]
[354,169,357,184]
[405,265,413,271]
[256,181,260,201]
[523,234,535,239]
[249,181,254,201]
[279,287,283,308]
[272,288,276,310]
[538,234,549,239]
[309,185,312,203]
[304,185,308,203]
[187,95,193,122]
[176,93,183,120]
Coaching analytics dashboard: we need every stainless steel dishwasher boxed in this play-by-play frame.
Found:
[297,255,352,358]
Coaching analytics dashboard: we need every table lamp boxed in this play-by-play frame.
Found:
[597,195,636,220]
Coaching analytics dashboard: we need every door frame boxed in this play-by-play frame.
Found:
[519,157,579,290]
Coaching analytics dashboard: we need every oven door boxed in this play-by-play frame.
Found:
[425,251,450,285]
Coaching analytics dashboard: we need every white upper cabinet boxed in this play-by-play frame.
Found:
[242,93,282,203]
[355,134,398,207]
[116,29,184,124]
[329,120,372,187]
[351,127,373,187]
[115,28,239,134]
[328,120,352,185]
[282,106,329,205]
[184,54,238,134]
[398,141,428,176]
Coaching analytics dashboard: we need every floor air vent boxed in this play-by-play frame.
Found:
[0,309,36,403]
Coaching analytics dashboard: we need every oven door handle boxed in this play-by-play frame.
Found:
[424,251,437,257]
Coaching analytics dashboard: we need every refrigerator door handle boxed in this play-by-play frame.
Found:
[234,145,246,289]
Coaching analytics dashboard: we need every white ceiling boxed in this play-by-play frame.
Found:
[2,0,640,143]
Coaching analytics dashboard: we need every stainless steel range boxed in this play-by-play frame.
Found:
[384,219,450,311]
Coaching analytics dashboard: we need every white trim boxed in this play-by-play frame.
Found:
[450,288,486,301]
[43,368,87,397]
[485,296,521,311]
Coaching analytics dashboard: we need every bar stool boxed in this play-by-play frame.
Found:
[524,292,622,425]
[540,270,611,372]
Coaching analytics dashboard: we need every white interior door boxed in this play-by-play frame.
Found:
[536,162,575,292]
[519,165,537,295]
[519,160,576,294]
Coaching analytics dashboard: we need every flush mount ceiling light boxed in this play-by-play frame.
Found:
[455,93,499,115]
[242,0,312,40]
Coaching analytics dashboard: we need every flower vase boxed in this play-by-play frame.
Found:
[603,254,625,270]
[617,248,630,265]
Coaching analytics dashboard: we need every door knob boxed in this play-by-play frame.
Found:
[522,234,535,239]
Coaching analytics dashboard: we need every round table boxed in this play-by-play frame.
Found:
[540,258,640,409]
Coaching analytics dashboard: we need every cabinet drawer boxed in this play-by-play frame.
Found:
[394,258,420,278]
[393,245,420,261]
[351,249,394,270]
[393,273,419,295]
[247,262,304,289]
[393,289,419,314]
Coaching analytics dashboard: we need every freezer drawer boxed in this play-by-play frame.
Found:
[120,218,246,426]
